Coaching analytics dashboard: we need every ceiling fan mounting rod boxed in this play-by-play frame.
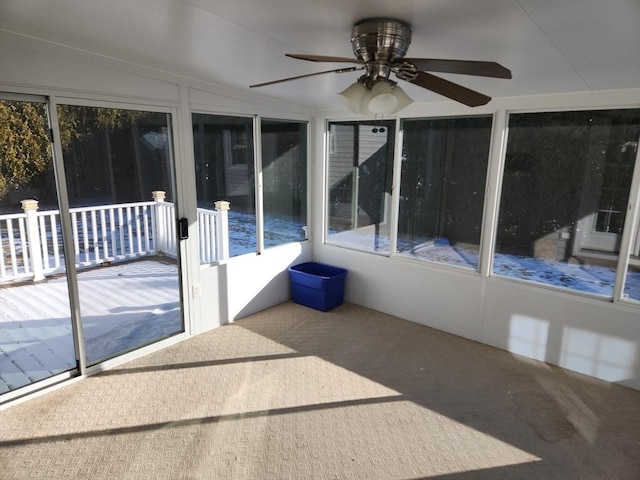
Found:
[366,61,393,84]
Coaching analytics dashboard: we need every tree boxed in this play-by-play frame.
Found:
[0,101,51,199]
[1,101,144,205]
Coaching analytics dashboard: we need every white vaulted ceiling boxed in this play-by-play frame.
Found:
[0,0,638,109]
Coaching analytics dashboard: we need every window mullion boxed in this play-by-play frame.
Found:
[254,116,264,254]
[389,118,403,256]
[47,95,88,375]
[613,140,640,302]
[478,109,509,278]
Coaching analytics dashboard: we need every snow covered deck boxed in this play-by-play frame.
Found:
[0,260,181,394]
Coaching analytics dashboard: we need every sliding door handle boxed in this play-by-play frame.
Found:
[178,217,189,240]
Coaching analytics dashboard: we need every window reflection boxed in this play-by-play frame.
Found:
[261,119,308,248]
[192,114,256,259]
[398,116,492,269]
[327,121,395,253]
[495,109,640,297]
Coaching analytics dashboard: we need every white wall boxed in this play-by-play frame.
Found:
[225,242,312,322]
[482,280,639,385]
[312,89,640,390]
[315,245,639,389]
[195,242,312,331]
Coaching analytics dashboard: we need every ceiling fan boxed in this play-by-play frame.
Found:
[250,18,512,114]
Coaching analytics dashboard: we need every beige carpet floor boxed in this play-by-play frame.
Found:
[0,301,639,480]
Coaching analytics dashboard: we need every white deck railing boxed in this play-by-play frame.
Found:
[0,192,229,283]
[198,202,230,264]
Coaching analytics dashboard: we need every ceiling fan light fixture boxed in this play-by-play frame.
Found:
[338,81,368,113]
[338,78,413,116]
[367,80,398,114]
[358,89,375,116]
[388,84,413,115]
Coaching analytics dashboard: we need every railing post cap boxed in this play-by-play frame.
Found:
[21,199,39,210]
[152,191,166,201]
[214,200,230,211]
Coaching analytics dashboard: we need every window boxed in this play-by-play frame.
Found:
[261,119,307,248]
[327,121,395,253]
[398,116,493,270]
[494,109,640,297]
[192,114,255,259]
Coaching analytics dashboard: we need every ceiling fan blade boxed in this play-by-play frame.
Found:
[403,58,512,79]
[286,53,363,64]
[250,66,361,88]
[407,71,491,107]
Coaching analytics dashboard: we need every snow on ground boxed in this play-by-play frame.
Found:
[328,233,640,299]
[228,210,306,257]
[0,260,180,394]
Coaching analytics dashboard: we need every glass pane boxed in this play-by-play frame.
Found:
[0,99,76,394]
[261,119,307,248]
[398,116,492,269]
[495,109,640,297]
[327,121,395,253]
[622,264,640,301]
[58,105,183,365]
[624,214,640,301]
[192,114,256,259]
[625,268,640,301]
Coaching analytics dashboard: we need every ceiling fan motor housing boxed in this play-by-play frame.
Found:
[352,19,412,83]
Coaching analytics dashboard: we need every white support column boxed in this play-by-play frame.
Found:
[152,190,166,252]
[21,199,44,281]
[215,200,230,261]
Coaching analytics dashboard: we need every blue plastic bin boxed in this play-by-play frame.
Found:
[289,262,348,312]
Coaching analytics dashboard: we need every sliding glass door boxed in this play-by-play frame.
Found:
[0,96,76,394]
[56,104,184,365]
[1,97,186,400]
